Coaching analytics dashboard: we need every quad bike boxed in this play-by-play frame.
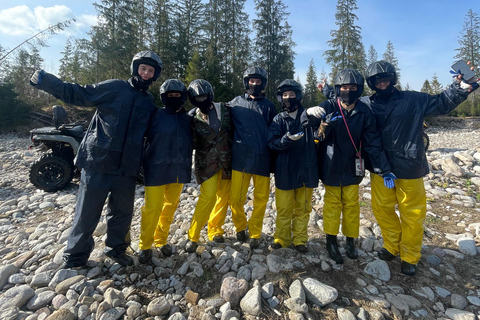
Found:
[423,121,430,151]
[29,106,87,192]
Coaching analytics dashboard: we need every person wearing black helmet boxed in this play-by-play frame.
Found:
[363,60,478,276]
[304,69,392,264]
[267,79,318,253]
[228,66,277,249]
[137,79,193,263]
[184,79,234,253]
[29,50,162,268]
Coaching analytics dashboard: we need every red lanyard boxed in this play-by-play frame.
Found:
[337,98,362,158]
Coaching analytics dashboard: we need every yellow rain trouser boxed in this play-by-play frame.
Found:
[230,170,270,239]
[187,170,231,242]
[207,178,231,240]
[371,174,426,264]
[139,183,183,250]
[274,186,313,247]
[323,184,360,238]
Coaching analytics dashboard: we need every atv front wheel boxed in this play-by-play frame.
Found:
[29,154,73,192]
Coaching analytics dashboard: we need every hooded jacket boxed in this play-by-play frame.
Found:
[189,103,233,184]
[304,99,391,187]
[228,93,277,177]
[33,73,157,177]
[268,106,319,190]
[361,82,470,179]
[142,107,193,186]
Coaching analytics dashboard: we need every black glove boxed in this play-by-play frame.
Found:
[324,112,342,127]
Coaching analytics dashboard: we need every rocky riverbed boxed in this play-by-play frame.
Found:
[0,119,479,320]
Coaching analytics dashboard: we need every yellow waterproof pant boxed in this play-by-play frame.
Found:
[371,174,426,264]
[207,179,231,241]
[139,183,183,250]
[323,184,360,238]
[230,170,270,239]
[188,170,231,242]
[274,187,313,247]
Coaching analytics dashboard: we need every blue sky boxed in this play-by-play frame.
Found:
[0,1,477,90]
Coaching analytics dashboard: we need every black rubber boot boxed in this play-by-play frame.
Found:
[346,237,358,259]
[326,234,343,264]
[378,248,396,261]
[401,261,417,276]
[138,249,152,264]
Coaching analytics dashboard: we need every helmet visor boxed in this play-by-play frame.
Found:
[373,73,395,86]
[194,95,209,102]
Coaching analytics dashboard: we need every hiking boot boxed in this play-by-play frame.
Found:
[213,235,225,243]
[401,261,417,276]
[236,230,247,242]
[249,238,260,249]
[270,242,282,250]
[326,234,343,264]
[138,249,152,264]
[105,251,134,267]
[185,241,198,253]
[346,237,358,259]
[159,244,173,257]
[295,244,308,253]
[377,248,396,261]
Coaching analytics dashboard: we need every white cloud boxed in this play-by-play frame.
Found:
[0,5,36,36]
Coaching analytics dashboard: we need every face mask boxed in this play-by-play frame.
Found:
[339,90,361,105]
[375,83,395,99]
[165,97,184,111]
[196,100,212,114]
[282,98,298,112]
[248,84,262,96]
[131,76,153,91]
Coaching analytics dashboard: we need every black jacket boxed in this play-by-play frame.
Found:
[229,93,277,177]
[361,83,470,179]
[304,99,391,187]
[268,106,319,190]
[143,108,193,186]
[34,73,157,176]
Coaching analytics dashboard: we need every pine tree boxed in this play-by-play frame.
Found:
[454,9,480,67]
[382,40,401,86]
[324,0,366,78]
[366,45,378,67]
[420,79,432,94]
[404,83,411,91]
[303,59,320,108]
[253,0,295,100]
[430,73,443,94]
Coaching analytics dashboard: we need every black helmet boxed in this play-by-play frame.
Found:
[243,66,268,90]
[131,50,163,81]
[160,79,187,106]
[334,69,365,97]
[187,79,214,104]
[276,79,303,104]
[366,61,397,90]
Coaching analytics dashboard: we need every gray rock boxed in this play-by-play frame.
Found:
[44,309,74,320]
[445,308,476,320]
[98,307,125,320]
[26,290,56,311]
[302,277,338,307]
[30,271,53,288]
[261,282,274,299]
[0,285,35,310]
[220,277,248,307]
[221,310,241,320]
[450,293,467,310]
[364,260,391,281]
[457,238,477,255]
[240,285,262,316]
[266,254,293,273]
[435,286,451,298]
[289,279,305,303]
[0,264,19,290]
[337,307,357,320]
[167,312,186,320]
[284,297,308,313]
[55,275,85,294]
[147,296,170,316]
[48,269,78,290]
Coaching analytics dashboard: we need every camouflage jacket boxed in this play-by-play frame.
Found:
[190,103,233,184]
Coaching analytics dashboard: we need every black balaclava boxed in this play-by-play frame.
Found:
[282,97,299,112]
[193,95,213,114]
[339,90,362,105]
[248,84,263,96]
[375,83,395,101]
[165,96,184,112]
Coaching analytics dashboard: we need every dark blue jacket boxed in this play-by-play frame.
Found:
[34,73,157,176]
[268,106,319,190]
[304,99,391,187]
[229,93,277,177]
[143,107,193,186]
[361,83,470,179]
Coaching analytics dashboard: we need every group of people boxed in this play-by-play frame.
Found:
[30,49,478,277]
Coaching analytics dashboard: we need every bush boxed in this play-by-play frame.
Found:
[0,82,33,132]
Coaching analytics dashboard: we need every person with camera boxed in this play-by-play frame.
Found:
[305,69,393,265]
[30,51,162,268]
[363,60,478,276]
[184,79,233,253]
[138,79,193,263]
[228,66,277,249]
[267,79,318,253]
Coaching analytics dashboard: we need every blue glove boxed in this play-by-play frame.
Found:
[30,70,46,85]
[324,112,342,126]
[383,172,397,189]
